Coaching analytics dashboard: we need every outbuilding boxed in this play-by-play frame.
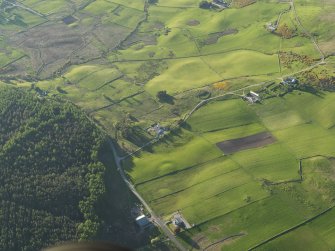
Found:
[212,0,229,9]
[243,91,261,104]
[135,215,151,228]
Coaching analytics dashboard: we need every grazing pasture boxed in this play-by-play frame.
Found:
[127,91,335,250]
[257,207,335,251]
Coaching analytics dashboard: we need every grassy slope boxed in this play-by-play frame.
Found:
[24,0,332,153]
[128,91,335,250]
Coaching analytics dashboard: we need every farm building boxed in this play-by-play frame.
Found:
[266,22,277,32]
[35,88,48,97]
[147,123,166,137]
[135,215,151,229]
[281,77,298,85]
[154,124,165,137]
[172,215,185,228]
[212,0,229,9]
[243,91,261,104]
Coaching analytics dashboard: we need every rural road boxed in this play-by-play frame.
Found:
[183,81,267,122]
[290,0,325,62]
[108,141,186,251]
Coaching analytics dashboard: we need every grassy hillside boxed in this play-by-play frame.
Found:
[9,0,330,152]
[127,90,335,250]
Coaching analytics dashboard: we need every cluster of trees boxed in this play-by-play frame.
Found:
[279,51,313,69]
[148,0,158,4]
[277,23,296,39]
[319,76,335,91]
[0,87,108,250]
[199,1,212,9]
[156,90,174,104]
[114,114,151,147]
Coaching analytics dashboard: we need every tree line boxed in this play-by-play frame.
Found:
[0,86,108,250]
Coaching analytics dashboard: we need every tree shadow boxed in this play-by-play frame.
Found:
[297,84,324,98]
[159,94,175,105]
[177,231,200,249]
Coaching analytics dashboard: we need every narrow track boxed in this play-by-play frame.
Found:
[108,141,186,251]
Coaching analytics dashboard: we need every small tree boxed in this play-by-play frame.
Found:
[277,23,294,39]
[174,226,181,235]
[199,1,211,9]
[156,90,174,104]
[156,90,168,100]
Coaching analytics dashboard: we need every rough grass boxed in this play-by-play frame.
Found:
[28,0,70,15]
[156,0,198,8]
[254,91,335,129]
[202,50,280,78]
[128,129,222,184]
[145,57,222,95]
[257,207,335,251]
[76,68,122,90]
[110,0,146,10]
[83,0,118,15]
[256,226,330,251]
[136,157,239,202]
[231,142,300,181]
[187,99,259,132]
[179,196,306,250]
[274,124,335,158]
[137,156,269,224]
[202,123,266,144]
[128,91,335,250]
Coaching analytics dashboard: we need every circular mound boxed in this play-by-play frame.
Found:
[186,19,200,26]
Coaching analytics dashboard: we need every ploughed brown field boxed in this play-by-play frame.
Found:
[216,131,276,154]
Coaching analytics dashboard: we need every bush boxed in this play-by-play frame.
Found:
[277,23,295,39]
[156,90,174,104]
[199,1,211,9]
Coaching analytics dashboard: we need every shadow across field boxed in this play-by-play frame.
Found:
[178,230,200,249]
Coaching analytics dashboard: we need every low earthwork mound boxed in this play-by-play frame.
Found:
[216,131,276,154]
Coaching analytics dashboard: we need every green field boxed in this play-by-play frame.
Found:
[127,91,335,250]
[15,0,332,149]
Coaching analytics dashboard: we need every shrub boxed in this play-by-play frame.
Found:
[199,1,211,9]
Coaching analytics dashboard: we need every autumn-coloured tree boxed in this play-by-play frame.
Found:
[213,81,229,90]
[277,23,294,39]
